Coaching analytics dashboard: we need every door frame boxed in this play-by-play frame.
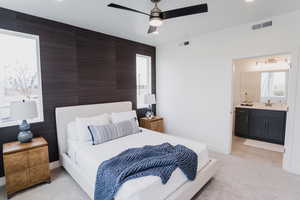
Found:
[283,48,300,173]
[229,50,299,173]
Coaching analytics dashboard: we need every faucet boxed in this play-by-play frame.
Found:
[265,99,272,107]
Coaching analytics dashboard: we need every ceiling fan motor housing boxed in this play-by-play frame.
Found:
[151,0,161,3]
[150,1,162,17]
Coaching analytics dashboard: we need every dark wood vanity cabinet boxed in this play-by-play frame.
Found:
[235,108,250,138]
[235,108,286,145]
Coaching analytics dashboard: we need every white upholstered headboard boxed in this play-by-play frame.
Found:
[55,101,132,160]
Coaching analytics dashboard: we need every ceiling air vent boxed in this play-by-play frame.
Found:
[179,41,190,47]
[252,21,272,30]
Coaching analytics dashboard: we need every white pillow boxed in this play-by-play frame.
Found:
[67,121,78,141]
[75,114,110,143]
[88,119,140,145]
[111,111,139,126]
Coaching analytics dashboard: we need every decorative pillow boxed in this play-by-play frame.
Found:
[111,111,139,126]
[75,114,110,144]
[88,119,140,145]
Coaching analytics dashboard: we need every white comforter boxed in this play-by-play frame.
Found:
[68,128,209,200]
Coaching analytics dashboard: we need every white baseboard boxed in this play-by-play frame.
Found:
[49,160,61,170]
[0,161,61,187]
[0,177,4,187]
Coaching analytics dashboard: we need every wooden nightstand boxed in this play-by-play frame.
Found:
[140,117,164,133]
[3,137,51,198]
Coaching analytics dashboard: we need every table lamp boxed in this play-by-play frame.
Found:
[144,94,156,119]
[10,100,38,143]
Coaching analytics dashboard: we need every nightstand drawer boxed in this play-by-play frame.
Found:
[6,170,29,194]
[150,121,164,132]
[3,151,28,174]
[140,117,164,133]
[29,164,50,185]
[28,146,49,167]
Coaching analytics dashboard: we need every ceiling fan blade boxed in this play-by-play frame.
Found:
[148,26,158,34]
[108,3,150,16]
[161,4,208,20]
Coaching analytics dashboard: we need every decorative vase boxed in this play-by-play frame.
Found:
[18,120,33,143]
[145,105,154,119]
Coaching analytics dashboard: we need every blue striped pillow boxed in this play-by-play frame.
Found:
[88,119,140,145]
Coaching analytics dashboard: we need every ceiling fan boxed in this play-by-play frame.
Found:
[108,0,208,34]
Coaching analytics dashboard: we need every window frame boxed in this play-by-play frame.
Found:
[0,28,44,128]
[136,54,152,109]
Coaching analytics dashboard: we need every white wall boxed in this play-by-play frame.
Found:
[157,10,300,174]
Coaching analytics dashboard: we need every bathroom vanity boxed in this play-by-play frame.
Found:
[235,104,287,145]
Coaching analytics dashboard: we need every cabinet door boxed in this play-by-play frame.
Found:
[249,110,268,140]
[28,146,49,167]
[6,170,29,194]
[235,108,249,137]
[266,111,286,145]
[3,151,28,174]
[29,164,50,185]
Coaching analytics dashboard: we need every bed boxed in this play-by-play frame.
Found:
[55,101,218,200]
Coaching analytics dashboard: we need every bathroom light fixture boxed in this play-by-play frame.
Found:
[245,0,255,2]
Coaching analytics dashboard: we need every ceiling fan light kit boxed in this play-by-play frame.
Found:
[149,0,163,27]
[149,17,163,27]
[108,0,208,34]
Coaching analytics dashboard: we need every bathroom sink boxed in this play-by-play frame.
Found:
[240,103,253,107]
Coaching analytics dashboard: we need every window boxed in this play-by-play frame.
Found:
[261,71,287,103]
[136,54,152,109]
[0,29,44,127]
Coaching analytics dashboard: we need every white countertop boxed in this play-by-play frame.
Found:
[236,103,288,112]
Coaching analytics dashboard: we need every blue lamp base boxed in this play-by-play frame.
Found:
[18,120,33,143]
[145,105,154,119]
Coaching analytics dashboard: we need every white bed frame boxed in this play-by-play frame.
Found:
[55,101,218,200]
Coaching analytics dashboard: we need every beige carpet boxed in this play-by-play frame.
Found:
[1,151,300,200]
[232,136,283,168]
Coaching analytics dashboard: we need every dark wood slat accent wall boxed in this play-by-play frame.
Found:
[0,7,156,177]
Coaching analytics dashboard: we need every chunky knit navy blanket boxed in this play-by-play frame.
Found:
[94,143,198,200]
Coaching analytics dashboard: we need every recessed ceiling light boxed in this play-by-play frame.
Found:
[245,0,255,2]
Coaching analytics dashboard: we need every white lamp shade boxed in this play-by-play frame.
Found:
[144,94,156,105]
[10,101,38,120]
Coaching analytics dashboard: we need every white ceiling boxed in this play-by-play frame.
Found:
[1,0,300,46]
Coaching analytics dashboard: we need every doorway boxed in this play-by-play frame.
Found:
[231,54,291,168]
